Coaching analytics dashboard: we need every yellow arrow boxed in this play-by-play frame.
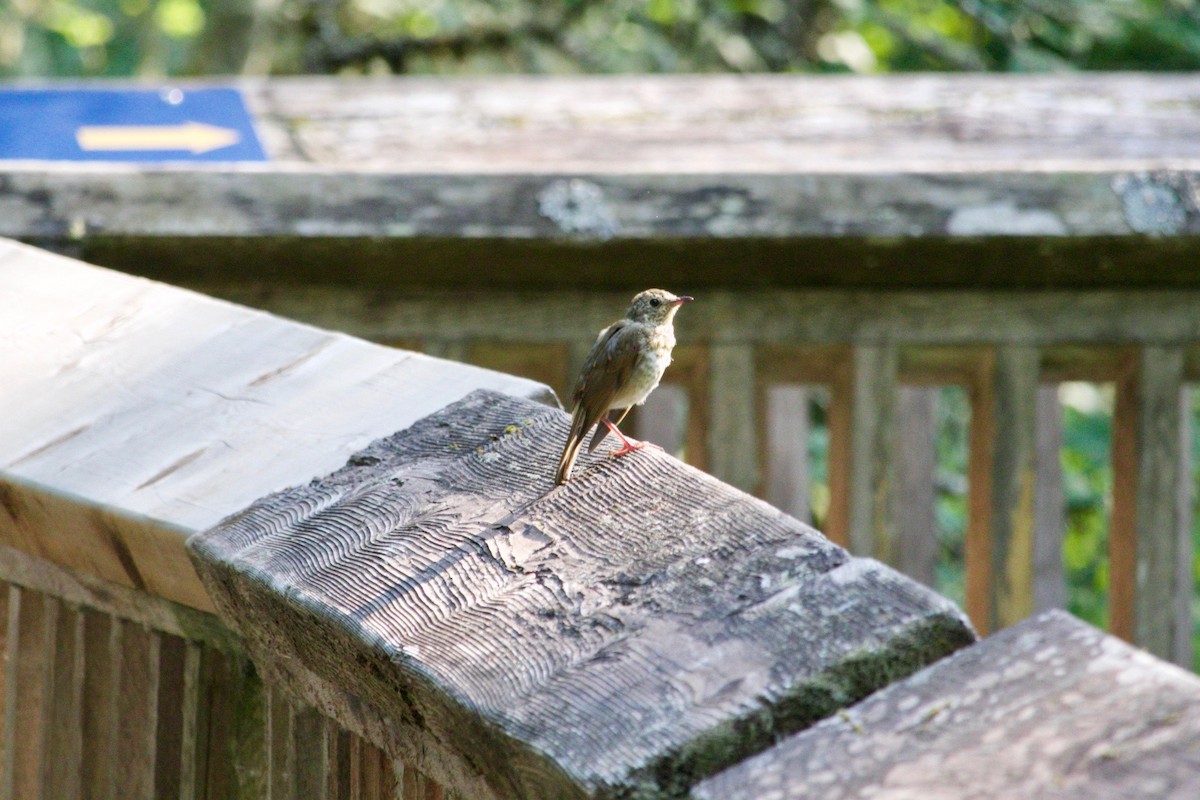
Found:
[76,122,241,154]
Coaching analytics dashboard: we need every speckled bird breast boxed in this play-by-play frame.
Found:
[611,325,675,410]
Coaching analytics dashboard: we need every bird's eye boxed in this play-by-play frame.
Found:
[649,299,661,307]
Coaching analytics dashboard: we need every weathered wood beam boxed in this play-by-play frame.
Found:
[5,75,1200,288]
[239,74,1200,171]
[207,286,1200,349]
[693,610,1200,800]
[189,390,975,800]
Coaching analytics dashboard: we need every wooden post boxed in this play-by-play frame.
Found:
[1111,346,1186,660]
[895,386,937,586]
[1032,385,1067,612]
[1175,389,1194,670]
[967,346,1039,635]
[841,345,898,561]
[764,386,812,523]
[708,344,759,494]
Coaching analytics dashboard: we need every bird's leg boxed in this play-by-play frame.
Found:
[603,418,662,457]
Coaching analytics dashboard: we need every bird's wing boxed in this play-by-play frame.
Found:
[557,321,642,483]
[571,320,642,417]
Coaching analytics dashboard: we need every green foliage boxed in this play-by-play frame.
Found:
[3,0,1199,77]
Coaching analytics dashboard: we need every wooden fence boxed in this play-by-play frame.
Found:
[5,237,1200,798]
[4,73,1200,670]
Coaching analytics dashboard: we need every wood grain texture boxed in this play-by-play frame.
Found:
[0,239,553,611]
[189,389,975,799]
[238,74,1200,171]
[966,347,1039,635]
[694,610,1200,800]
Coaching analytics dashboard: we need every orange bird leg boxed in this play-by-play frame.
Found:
[602,418,662,458]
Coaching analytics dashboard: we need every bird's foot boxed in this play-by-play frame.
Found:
[609,438,663,458]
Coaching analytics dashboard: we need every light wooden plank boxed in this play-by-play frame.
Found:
[1111,345,1187,659]
[0,240,554,611]
[1032,385,1068,612]
[966,346,1039,635]
[707,343,759,494]
[895,386,937,586]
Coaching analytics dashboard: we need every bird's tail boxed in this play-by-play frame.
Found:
[555,411,589,485]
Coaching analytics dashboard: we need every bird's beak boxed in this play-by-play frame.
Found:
[672,296,694,306]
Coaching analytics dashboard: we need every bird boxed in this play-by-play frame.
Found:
[555,289,693,485]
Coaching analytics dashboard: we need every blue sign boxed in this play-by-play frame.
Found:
[0,87,268,162]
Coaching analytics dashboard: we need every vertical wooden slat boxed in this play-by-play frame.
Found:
[764,385,811,523]
[180,641,203,800]
[896,386,937,586]
[155,633,187,800]
[267,687,294,800]
[43,602,84,799]
[329,724,352,800]
[1033,385,1067,612]
[5,587,51,800]
[1111,345,1186,659]
[0,584,9,794]
[116,621,160,800]
[1175,388,1194,669]
[293,706,329,799]
[826,359,853,549]
[199,645,268,800]
[967,346,1039,635]
[839,344,898,561]
[82,608,119,800]
[0,585,15,800]
[708,343,759,494]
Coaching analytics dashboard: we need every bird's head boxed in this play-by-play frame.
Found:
[626,289,693,325]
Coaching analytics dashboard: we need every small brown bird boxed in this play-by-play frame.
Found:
[556,289,693,484]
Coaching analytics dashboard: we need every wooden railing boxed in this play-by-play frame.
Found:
[6,238,1200,798]
[4,73,1200,669]
[329,292,1196,665]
